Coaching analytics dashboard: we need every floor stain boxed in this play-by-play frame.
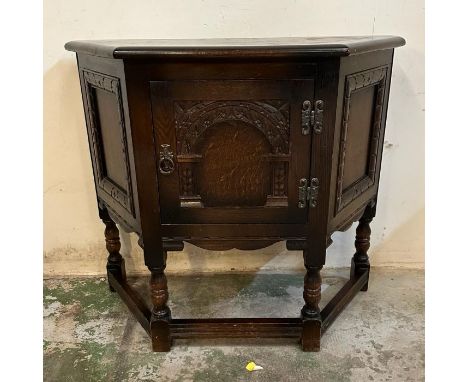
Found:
[43,268,424,381]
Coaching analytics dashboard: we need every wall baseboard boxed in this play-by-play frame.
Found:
[44,238,424,278]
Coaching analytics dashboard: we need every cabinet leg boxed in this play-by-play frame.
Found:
[351,206,374,291]
[149,264,172,352]
[100,208,126,292]
[301,261,322,352]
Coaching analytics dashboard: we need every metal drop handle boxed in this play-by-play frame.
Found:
[159,144,175,175]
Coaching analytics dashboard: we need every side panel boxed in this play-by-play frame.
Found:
[77,54,140,233]
[328,50,394,233]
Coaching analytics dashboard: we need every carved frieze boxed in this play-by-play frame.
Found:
[174,100,290,155]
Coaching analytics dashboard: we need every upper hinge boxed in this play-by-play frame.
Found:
[301,100,324,135]
[298,177,320,209]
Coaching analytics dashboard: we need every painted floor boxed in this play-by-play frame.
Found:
[43,268,424,381]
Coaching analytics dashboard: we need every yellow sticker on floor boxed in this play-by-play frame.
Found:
[246,361,263,371]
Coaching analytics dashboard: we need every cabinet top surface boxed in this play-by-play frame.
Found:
[65,35,405,59]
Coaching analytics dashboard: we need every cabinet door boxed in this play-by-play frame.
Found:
[150,79,313,224]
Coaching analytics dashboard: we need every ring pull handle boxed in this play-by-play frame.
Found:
[159,144,175,175]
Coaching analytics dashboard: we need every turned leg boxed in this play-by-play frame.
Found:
[301,257,322,352]
[99,208,126,292]
[149,261,172,352]
[351,205,374,291]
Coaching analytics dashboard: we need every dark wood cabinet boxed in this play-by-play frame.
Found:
[66,36,405,352]
[151,79,313,225]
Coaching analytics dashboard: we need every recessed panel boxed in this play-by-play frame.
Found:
[195,121,271,207]
[335,66,387,214]
[342,85,376,189]
[82,69,135,217]
[174,99,290,208]
[95,88,127,190]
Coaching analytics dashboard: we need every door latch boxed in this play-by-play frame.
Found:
[158,144,175,175]
[298,177,320,208]
[301,100,324,135]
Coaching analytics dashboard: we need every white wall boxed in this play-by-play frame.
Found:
[44,0,424,275]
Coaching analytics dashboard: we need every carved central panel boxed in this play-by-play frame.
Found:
[174,100,290,208]
[196,121,270,206]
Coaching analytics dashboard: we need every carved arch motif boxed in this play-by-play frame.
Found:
[174,100,290,206]
[175,100,290,155]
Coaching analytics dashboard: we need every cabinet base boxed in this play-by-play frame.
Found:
[107,266,369,352]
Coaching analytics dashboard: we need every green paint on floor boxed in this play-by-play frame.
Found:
[43,268,424,381]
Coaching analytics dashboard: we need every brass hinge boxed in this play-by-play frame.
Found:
[301,100,324,135]
[298,178,320,208]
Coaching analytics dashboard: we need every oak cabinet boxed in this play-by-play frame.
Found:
[66,36,405,351]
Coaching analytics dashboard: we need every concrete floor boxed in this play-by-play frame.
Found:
[43,268,424,381]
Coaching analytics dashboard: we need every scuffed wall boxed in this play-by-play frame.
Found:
[44,0,424,276]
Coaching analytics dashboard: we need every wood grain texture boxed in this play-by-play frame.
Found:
[335,66,387,213]
[149,265,172,352]
[301,264,322,352]
[301,265,322,320]
[341,85,376,189]
[151,79,312,224]
[350,202,375,291]
[99,207,126,292]
[65,36,406,59]
[175,100,290,155]
[81,69,135,217]
[68,38,403,352]
[150,270,171,319]
[196,121,271,206]
[174,99,290,207]
[327,50,394,234]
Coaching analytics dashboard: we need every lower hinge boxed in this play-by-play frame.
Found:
[298,178,319,208]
